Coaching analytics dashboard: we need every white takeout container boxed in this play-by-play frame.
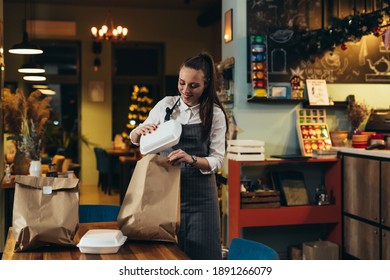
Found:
[140,120,182,155]
[77,229,127,254]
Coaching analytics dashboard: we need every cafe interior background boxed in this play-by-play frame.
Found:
[1,0,390,257]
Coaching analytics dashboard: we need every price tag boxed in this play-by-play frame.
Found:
[42,186,53,195]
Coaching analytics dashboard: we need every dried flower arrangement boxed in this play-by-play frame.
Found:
[347,98,371,130]
[3,88,52,161]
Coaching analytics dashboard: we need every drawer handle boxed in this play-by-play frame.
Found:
[374,230,378,235]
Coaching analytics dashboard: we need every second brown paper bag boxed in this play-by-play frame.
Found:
[13,175,80,252]
[117,154,180,242]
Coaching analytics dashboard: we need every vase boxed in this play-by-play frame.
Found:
[330,131,349,147]
[29,160,43,177]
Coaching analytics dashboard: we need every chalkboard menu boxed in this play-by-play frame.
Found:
[247,0,390,84]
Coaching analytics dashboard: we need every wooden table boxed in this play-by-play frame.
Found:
[2,221,189,260]
[104,147,140,158]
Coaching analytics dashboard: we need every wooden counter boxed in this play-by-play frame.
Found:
[333,147,390,159]
[2,221,189,260]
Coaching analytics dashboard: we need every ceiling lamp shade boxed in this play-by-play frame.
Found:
[32,84,49,89]
[23,74,46,81]
[9,31,43,55]
[18,61,45,74]
[91,11,128,41]
[39,88,56,95]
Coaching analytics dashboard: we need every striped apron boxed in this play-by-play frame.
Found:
[161,123,222,260]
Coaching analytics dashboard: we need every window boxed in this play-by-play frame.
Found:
[111,42,165,139]
[28,40,81,162]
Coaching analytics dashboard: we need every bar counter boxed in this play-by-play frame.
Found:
[332,146,390,159]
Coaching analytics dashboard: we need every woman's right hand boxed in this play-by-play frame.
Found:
[134,123,158,137]
[130,123,158,145]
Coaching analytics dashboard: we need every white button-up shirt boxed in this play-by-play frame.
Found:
[131,96,226,173]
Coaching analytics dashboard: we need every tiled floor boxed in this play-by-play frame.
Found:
[79,184,120,205]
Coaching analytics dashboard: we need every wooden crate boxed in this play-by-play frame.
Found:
[240,190,281,208]
[227,140,265,161]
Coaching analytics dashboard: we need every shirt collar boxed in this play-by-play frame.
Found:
[178,97,200,112]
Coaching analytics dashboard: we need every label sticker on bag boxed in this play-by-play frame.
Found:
[42,186,53,195]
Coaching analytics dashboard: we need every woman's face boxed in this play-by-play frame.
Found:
[178,66,206,107]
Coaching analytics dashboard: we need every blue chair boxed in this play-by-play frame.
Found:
[94,147,121,194]
[79,204,121,223]
[94,147,109,193]
[227,238,279,260]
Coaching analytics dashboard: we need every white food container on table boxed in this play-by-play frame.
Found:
[140,120,182,155]
[77,229,127,254]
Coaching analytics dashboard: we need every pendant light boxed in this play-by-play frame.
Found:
[18,58,45,74]
[32,84,56,95]
[9,32,43,55]
[39,88,56,95]
[23,74,46,81]
[32,84,49,89]
[9,0,43,55]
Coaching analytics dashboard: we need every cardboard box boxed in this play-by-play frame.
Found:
[302,241,339,260]
[288,245,303,260]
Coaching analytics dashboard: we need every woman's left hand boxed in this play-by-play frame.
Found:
[167,149,192,166]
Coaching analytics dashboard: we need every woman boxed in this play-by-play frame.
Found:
[130,52,228,260]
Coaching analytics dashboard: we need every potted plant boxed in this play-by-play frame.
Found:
[42,121,95,167]
[346,95,371,134]
[3,88,52,175]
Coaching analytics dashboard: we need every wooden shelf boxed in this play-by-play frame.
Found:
[247,96,307,104]
[247,96,348,110]
[238,205,339,227]
[227,159,342,246]
[302,101,348,109]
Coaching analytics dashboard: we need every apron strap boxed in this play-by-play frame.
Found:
[164,97,181,122]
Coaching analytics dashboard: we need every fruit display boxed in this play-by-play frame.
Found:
[296,109,333,156]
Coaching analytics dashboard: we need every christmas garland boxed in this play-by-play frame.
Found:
[269,0,390,58]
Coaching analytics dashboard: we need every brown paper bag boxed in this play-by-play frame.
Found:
[117,154,180,242]
[13,175,80,251]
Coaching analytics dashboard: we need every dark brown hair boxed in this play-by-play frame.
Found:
[180,52,229,141]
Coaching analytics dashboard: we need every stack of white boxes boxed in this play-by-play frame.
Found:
[227,140,265,161]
